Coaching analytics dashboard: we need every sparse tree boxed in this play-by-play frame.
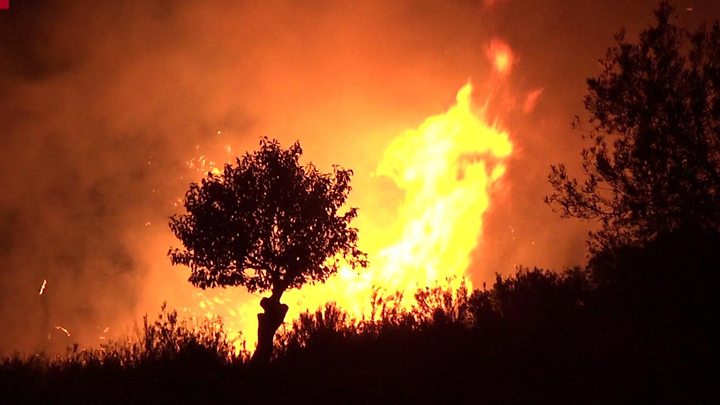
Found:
[546,1,720,252]
[169,137,367,364]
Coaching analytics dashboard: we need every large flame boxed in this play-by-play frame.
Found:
[372,83,512,290]
[279,82,512,317]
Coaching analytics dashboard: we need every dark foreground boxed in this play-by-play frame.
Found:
[2,229,719,404]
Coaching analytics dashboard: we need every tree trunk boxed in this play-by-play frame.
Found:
[251,293,288,365]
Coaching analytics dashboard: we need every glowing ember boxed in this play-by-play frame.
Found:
[38,279,47,295]
[487,39,514,75]
[186,154,222,176]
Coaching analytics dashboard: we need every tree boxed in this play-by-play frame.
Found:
[546,1,720,253]
[168,137,367,364]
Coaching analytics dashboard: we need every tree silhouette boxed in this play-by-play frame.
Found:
[546,1,720,252]
[169,137,367,364]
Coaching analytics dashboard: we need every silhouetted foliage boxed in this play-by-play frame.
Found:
[3,260,718,403]
[414,282,473,327]
[1,305,246,404]
[587,227,720,401]
[139,303,239,366]
[491,267,592,337]
[590,226,720,329]
[168,137,367,363]
[547,1,720,252]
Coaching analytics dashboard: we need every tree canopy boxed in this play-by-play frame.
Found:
[546,1,720,252]
[169,137,366,296]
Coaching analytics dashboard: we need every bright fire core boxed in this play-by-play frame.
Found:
[183,83,513,349]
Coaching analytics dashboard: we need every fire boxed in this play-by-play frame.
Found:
[278,82,513,320]
[373,82,512,290]
[174,70,514,350]
[39,279,47,295]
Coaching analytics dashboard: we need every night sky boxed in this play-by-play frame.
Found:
[1,0,718,354]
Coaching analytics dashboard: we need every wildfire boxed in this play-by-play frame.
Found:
[174,52,515,350]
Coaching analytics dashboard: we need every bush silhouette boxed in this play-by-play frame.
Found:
[547,1,720,252]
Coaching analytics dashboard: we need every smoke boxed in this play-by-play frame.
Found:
[1,0,718,354]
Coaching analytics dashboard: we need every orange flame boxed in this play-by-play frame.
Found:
[376,82,511,283]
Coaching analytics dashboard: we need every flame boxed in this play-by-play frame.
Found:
[38,279,47,295]
[373,82,511,289]
[277,82,513,320]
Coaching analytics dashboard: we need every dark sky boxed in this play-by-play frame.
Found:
[1,0,718,354]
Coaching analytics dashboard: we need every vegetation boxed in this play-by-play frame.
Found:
[1,305,247,403]
[3,254,717,402]
[168,137,366,363]
[546,1,720,252]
